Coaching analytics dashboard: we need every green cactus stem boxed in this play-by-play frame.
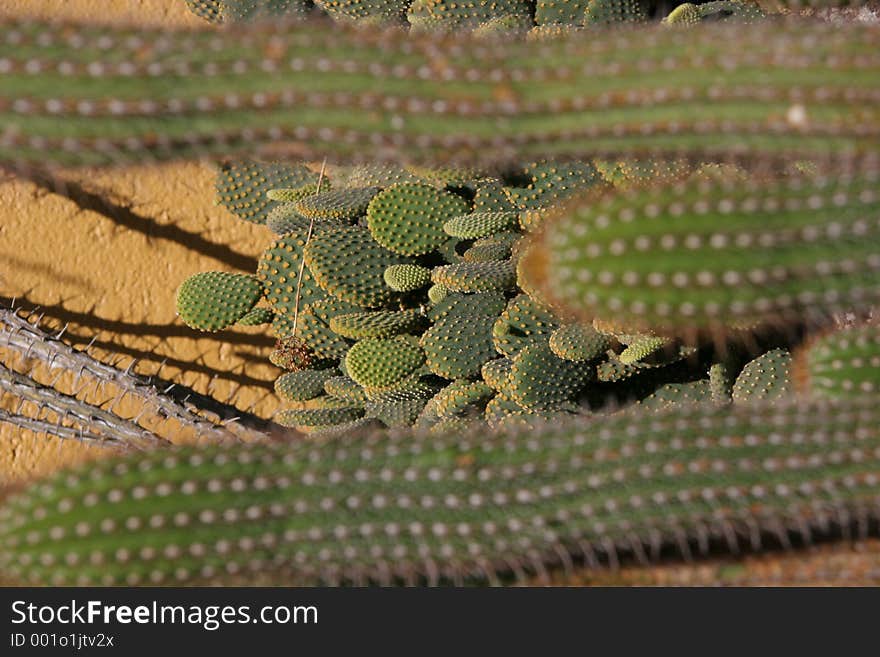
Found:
[1,397,878,585]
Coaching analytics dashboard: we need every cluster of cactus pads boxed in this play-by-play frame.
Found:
[176,158,880,437]
[185,0,765,31]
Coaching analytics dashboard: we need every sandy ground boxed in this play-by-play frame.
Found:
[1,0,877,585]
[0,0,281,485]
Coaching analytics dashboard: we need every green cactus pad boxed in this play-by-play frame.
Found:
[304,226,409,308]
[797,325,880,400]
[481,358,513,392]
[329,310,425,340]
[275,369,340,403]
[431,261,517,293]
[535,0,590,25]
[408,0,532,31]
[504,161,601,210]
[427,284,449,305]
[427,291,506,323]
[216,160,317,225]
[188,0,310,22]
[176,271,262,332]
[618,335,673,365]
[365,398,428,428]
[236,307,274,326]
[473,181,517,213]
[462,242,512,263]
[276,401,365,428]
[583,0,646,24]
[665,0,766,25]
[365,377,439,403]
[324,375,368,404]
[366,183,470,256]
[288,299,362,360]
[638,380,712,410]
[484,392,527,428]
[708,362,733,404]
[493,295,560,359]
[265,205,312,236]
[732,349,792,404]
[342,164,420,188]
[421,314,497,380]
[404,165,487,188]
[257,234,327,318]
[432,380,495,418]
[549,324,611,362]
[443,212,519,240]
[314,0,411,24]
[266,185,323,203]
[384,264,432,292]
[293,187,380,223]
[508,342,592,411]
[345,336,425,390]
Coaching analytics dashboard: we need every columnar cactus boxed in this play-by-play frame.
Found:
[521,173,880,339]
[1,19,877,170]
[1,398,877,585]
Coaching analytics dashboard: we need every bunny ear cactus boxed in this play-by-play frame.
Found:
[176,272,263,332]
[185,0,312,22]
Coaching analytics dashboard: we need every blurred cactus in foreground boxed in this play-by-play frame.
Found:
[1,2,879,586]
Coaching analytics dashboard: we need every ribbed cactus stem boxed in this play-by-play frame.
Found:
[1,398,877,585]
[1,304,271,441]
[522,172,880,338]
[0,364,164,450]
[1,19,878,169]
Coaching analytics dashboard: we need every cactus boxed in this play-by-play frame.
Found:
[216,161,318,225]
[421,314,498,379]
[428,291,506,322]
[549,324,611,362]
[176,272,263,332]
[235,307,275,326]
[664,1,765,25]
[583,0,646,25]
[444,212,519,240]
[315,0,411,24]
[732,349,793,405]
[294,187,380,222]
[185,0,312,22]
[508,341,592,410]
[2,20,878,170]
[408,0,532,32]
[493,295,559,359]
[522,172,880,340]
[432,261,517,293]
[345,336,425,389]
[795,325,880,400]
[383,264,433,292]
[329,309,425,339]
[304,226,410,307]
[535,0,590,25]
[2,397,878,585]
[432,380,494,418]
[367,184,470,257]
[275,368,340,402]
